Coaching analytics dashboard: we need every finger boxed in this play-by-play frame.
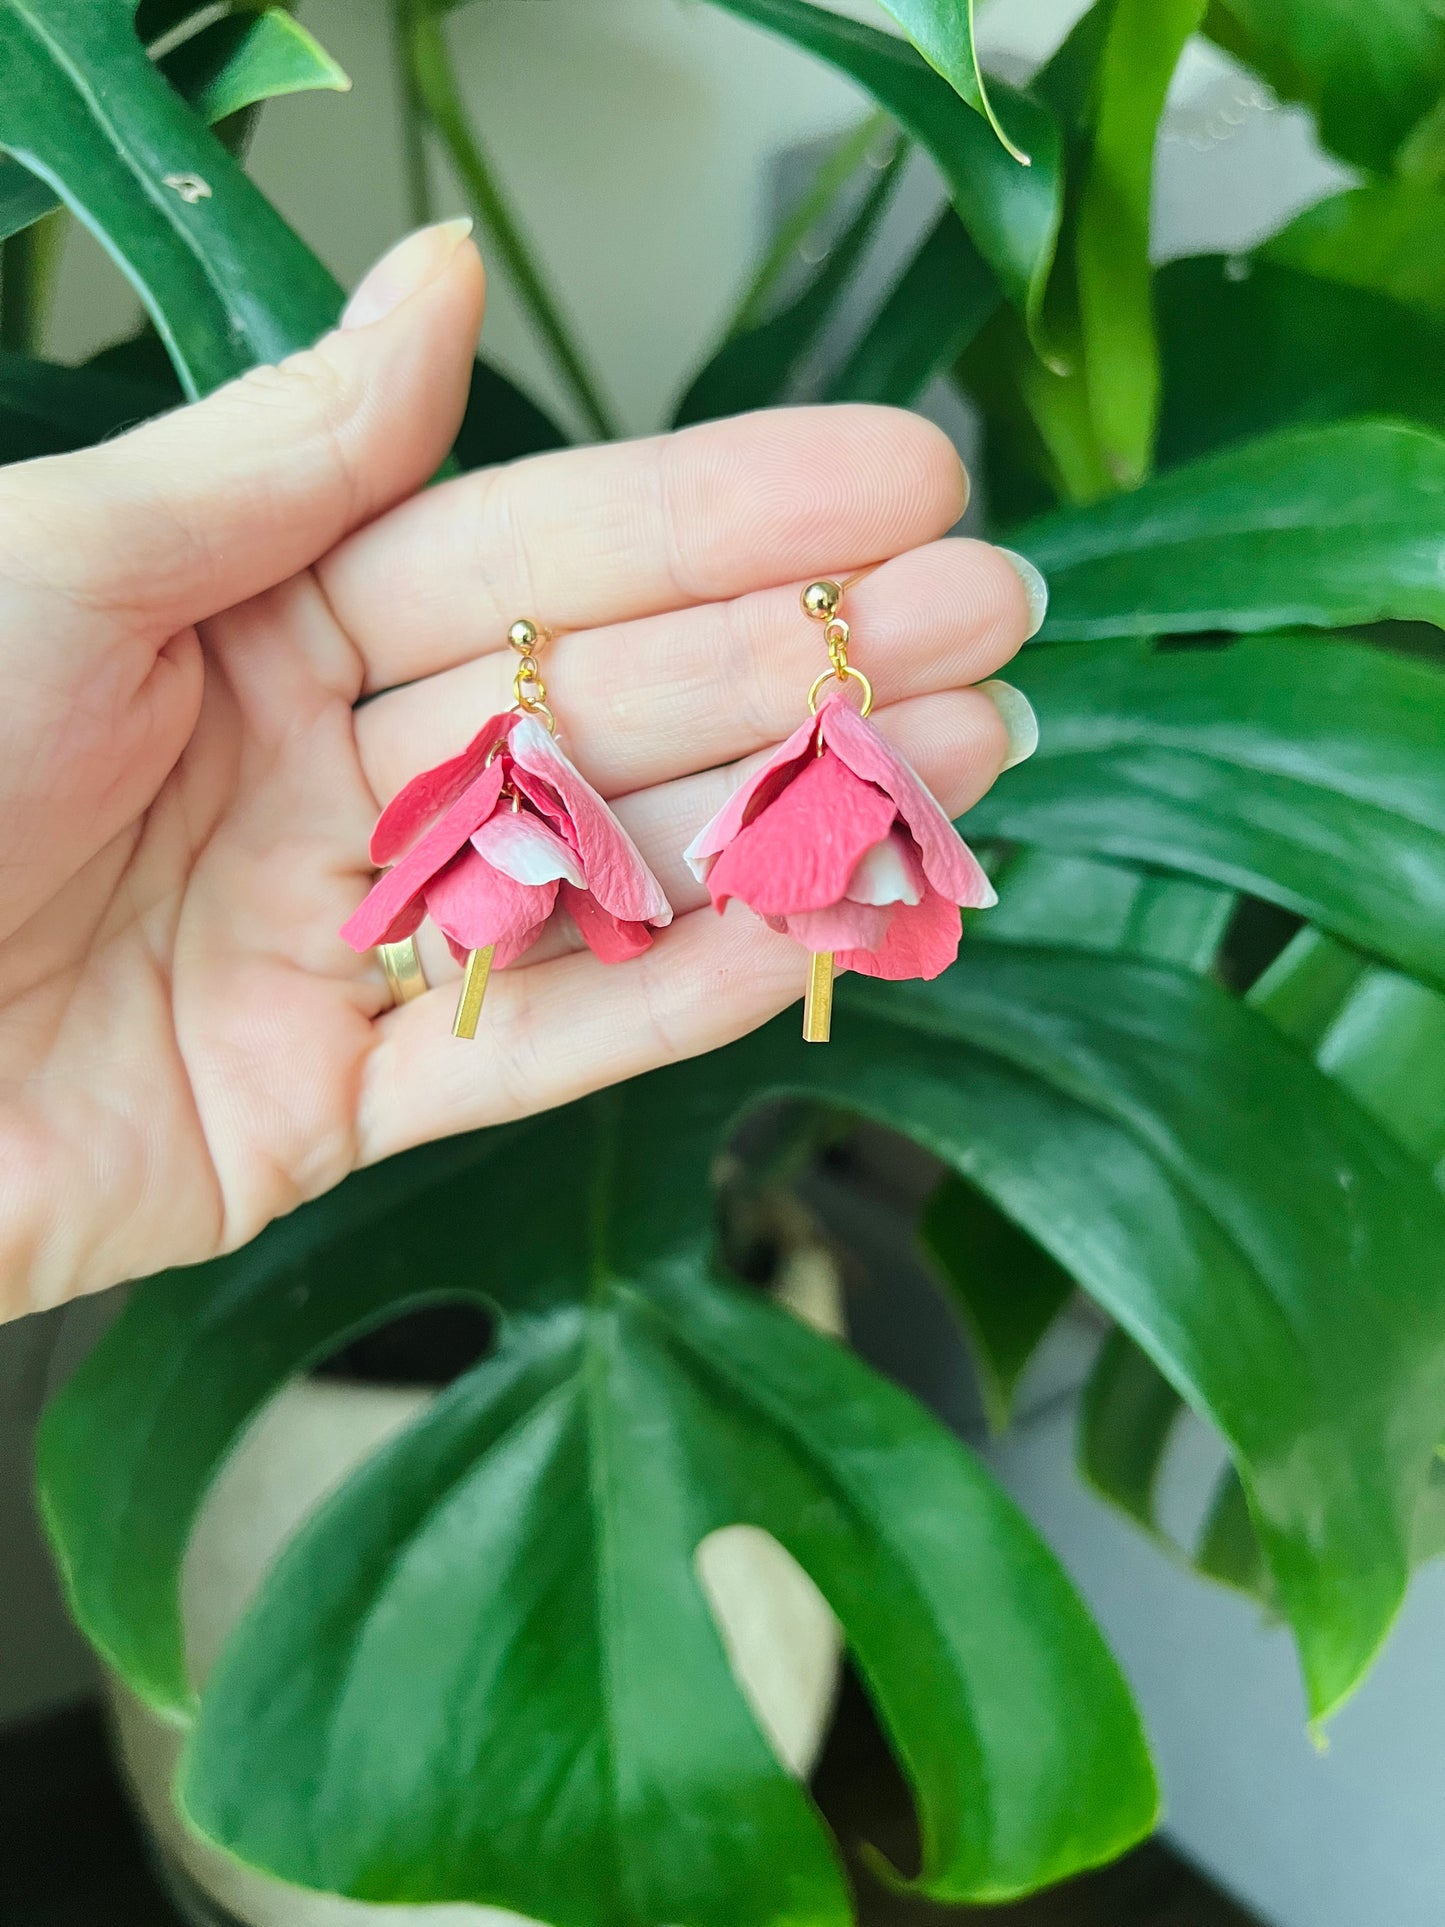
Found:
[357,908,826,1162]
[0,222,484,634]
[355,537,1031,806]
[319,402,967,692]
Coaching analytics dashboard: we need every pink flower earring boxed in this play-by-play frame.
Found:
[343,620,672,1038]
[685,577,996,1044]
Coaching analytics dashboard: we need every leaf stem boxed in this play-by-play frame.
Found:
[0,211,64,356]
[401,1,617,441]
[390,0,434,229]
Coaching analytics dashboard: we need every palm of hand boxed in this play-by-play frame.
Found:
[0,228,1029,1320]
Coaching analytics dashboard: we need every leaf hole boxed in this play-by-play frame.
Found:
[694,1524,843,1781]
[810,1666,925,1886]
[311,1298,497,1390]
[1219,894,1304,992]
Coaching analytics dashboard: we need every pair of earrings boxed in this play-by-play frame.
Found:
[342,582,995,1043]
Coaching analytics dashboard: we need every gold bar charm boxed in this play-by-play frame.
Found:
[452,945,496,1041]
[803,950,835,1044]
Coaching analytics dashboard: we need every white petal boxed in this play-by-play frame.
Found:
[846,832,923,907]
[472,810,585,887]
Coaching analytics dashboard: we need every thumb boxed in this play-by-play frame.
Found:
[14,219,485,632]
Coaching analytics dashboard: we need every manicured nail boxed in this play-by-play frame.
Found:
[340,217,474,331]
[977,679,1039,770]
[996,547,1049,640]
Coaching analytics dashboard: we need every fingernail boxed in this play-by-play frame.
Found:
[977,679,1039,770]
[341,217,474,330]
[996,546,1049,640]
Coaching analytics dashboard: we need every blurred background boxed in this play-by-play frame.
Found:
[3,3,1438,1924]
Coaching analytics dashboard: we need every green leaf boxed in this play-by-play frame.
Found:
[158,8,350,126]
[1263,183,1445,319]
[0,344,169,458]
[39,1128,520,1710]
[967,636,1445,992]
[730,109,893,337]
[705,0,1062,336]
[1083,917,1445,1608]
[922,1175,1074,1431]
[1072,0,1206,485]
[825,207,1000,407]
[1251,926,1445,1171]
[53,951,1445,1734]
[926,852,1233,1431]
[44,1079,1155,1919]
[0,5,349,247]
[1016,420,1445,639]
[1157,256,1445,466]
[871,0,1030,162]
[452,356,569,466]
[1079,1327,1185,1532]
[1195,1467,1273,1597]
[0,156,55,245]
[0,337,563,469]
[673,132,906,426]
[1204,0,1445,173]
[827,955,1445,1719]
[0,0,341,393]
[979,848,1237,975]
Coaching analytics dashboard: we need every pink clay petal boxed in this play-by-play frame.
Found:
[341,759,508,953]
[783,900,895,953]
[509,765,579,855]
[683,710,823,880]
[423,846,559,960]
[473,809,586,887]
[442,918,551,971]
[369,712,515,865]
[837,880,962,981]
[509,717,671,925]
[362,893,428,949]
[847,830,924,907]
[704,748,897,917]
[560,882,656,963]
[820,694,996,908]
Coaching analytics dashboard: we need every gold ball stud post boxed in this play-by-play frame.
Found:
[508,618,540,653]
[801,580,842,623]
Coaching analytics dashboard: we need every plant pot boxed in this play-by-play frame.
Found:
[108,1252,845,1927]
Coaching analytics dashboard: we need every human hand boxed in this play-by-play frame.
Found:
[0,221,1038,1321]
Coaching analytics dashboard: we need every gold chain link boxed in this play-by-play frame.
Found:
[506,618,557,732]
[801,581,874,717]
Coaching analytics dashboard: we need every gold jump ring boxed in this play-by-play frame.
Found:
[807,665,874,717]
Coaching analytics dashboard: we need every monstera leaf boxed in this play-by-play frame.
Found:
[0,0,341,390]
[1157,256,1445,464]
[967,636,1445,990]
[43,945,1445,1920]
[1016,419,1445,639]
[43,1013,1163,1922]
[1082,921,1445,1603]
